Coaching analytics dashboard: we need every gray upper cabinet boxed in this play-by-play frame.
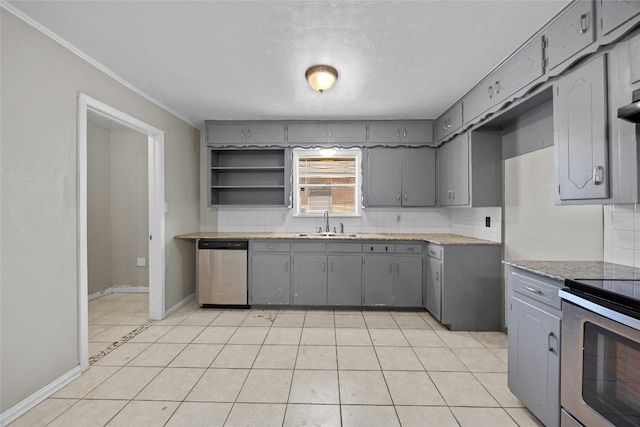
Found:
[436,101,463,143]
[287,122,367,145]
[544,0,595,71]
[555,54,609,201]
[464,37,544,125]
[368,121,434,146]
[600,0,640,36]
[207,122,286,147]
[366,147,436,207]
[438,130,502,207]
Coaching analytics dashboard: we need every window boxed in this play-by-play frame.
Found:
[293,148,362,216]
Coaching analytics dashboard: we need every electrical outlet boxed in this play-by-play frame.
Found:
[396,214,401,223]
[485,216,491,228]
[137,257,146,267]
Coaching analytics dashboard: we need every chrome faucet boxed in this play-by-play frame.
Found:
[324,211,330,232]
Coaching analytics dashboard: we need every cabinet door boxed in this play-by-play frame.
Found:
[555,55,609,201]
[494,37,544,104]
[368,122,401,144]
[437,142,453,206]
[400,122,434,145]
[437,104,463,142]
[450,133,470,206]
[600,0,640,36]
[363,255,395,306]
[207,123,246,146]
[394,256,423,307]
[426,257,442,320]
[327,123,367,144]
[251,254,290,304]
[545,0,595,70]
[402,148,436,207]
[508,297,560,427]
[293,255,327,305]
[287,123,327,144]
[366,149,402,206]
[328,255,362,306]
[464,79,495,124]
[246,123,285,145]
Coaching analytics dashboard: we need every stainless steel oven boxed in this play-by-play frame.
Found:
[560,280,640,427]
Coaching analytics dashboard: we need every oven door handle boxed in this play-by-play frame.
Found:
[559,289,640,330]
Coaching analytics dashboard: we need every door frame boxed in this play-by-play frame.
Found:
[77,93,165,370]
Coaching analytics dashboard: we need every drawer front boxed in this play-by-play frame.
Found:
[511,271,562,310]
[396,244,423,254]
[329,242,362,253]
[426,244,442,260]
[293,242,327,253]
[252,241,291,252]
[364,243,396,253]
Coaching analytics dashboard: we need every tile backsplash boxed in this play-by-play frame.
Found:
[215,206,502,243]
[603,204,640,267]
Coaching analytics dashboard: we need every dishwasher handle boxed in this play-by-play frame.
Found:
[198,240,248,250]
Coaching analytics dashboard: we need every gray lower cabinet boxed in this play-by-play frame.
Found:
[363,243,423,307]
[507,267,562,427]
[327,255,362,306]
[292,255,327,305]
[366,147,436,207]
[426,243,502,330]
[250,241,291,305]
[555,54,609,202]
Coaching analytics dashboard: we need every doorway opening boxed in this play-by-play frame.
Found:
[77,93,165,370]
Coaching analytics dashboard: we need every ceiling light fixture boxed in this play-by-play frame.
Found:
[305,65,338,93]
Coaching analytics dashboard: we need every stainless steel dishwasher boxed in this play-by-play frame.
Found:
[198,240,248,307]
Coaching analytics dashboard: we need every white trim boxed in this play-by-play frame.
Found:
[165,293,196,318]
[0,366,82,427]
[77,93,166,373]
[0,2,199,131]
[88,286,150,300]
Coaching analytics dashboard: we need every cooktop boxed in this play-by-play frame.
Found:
[564,278,640,317]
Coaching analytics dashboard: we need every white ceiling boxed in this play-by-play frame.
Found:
[7,1,571,128]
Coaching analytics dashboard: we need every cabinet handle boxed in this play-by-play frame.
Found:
[268,244,276,249]
[397,129,401,138]
[429,250,436,256]
[488,85,494,99]
[247,129,251,139]
[241,129,244,138]
[593,166,604,185]
[580,12,590,34]
[406,247,415,252]
[321,262,326,272]
[403,129,407,138]
[404,193,408,201]
[524,285,542,295]
[448,190,452,200]
[495,81,500,94]
[396,193,401,201]
[285,262,289,272]
[452,191,456,200]
[435,271,440,281]
[548,332,556,353]
[396,263,400,274]
[388,264,393,274]
[330,262,333,273]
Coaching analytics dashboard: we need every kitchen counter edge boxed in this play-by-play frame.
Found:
[176,232,501,246]
[503,260,640,281]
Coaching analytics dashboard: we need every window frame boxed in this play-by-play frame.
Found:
[292,147,363,217]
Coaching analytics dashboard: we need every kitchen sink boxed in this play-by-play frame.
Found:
[296,232,359,238]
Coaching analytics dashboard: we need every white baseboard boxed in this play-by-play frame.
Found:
[88,286,149,300]
[164,293,196,317]
[0,365,83,427]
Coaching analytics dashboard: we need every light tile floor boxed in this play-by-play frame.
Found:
[11,302,545,426]
[88,293,150,357]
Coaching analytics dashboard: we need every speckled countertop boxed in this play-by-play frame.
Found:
[504,260,640,281]
[176,232,500,246]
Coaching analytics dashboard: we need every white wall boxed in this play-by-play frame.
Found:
[603,204,640,267]
[1,9,200,414]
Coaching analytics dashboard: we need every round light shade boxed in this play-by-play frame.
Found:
[305,65,338,93]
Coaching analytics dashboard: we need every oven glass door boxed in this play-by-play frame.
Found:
[581,321,640,427]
